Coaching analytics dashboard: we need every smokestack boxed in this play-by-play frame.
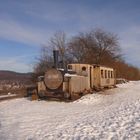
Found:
[53,50,59,68]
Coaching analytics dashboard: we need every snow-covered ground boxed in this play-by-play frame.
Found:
[0,81,140,140]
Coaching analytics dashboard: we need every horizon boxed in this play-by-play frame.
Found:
[0,0,140,72]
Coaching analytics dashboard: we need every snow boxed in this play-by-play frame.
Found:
[0,81,140,140]
[64,73,77,77]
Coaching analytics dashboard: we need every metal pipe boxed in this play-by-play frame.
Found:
[53,50,59,68]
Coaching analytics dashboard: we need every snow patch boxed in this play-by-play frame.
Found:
[74,93,103,105]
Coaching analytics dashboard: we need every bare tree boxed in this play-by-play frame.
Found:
[68,36,88,63]
[68,29,121,65]
[50,31,68,68]
[33,47,53,76]
[33,31,69,78]
[88,29,121,64]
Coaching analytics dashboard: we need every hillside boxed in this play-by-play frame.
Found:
[0,70,31,80]
[0,70,32,83]
[0,70,33,92]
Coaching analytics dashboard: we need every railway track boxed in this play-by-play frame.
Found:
[0,88,27,102]
[0,94,24,102]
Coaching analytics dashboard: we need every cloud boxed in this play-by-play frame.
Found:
[119,26,140,51]
[0,0,140,70]
[0,57,33,73]
[0,18,50,46]
[119,26,140,67]
[0,54,39,73]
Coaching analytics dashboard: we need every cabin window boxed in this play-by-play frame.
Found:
[82,66,86,71]
[101,70,104,78]
[68,65,72,69]
[108,71,110,78]
[81,66,88,76]
[112,71,114,78]
[111,71,114,78]
[111,71,113,78]
[105,70,107,78]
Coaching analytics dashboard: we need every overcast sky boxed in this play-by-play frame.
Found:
[0,0,140,72]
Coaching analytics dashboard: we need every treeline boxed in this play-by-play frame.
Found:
[34,29,140,81]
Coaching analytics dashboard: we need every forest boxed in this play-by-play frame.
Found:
[33,28,140,81]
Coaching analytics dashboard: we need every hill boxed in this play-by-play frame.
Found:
[0,70,33,84]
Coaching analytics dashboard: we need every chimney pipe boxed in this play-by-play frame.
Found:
[53,50,59,68]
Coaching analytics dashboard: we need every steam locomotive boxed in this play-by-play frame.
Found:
[35,50,116,100]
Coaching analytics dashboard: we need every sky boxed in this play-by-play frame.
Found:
[0,0,140,73]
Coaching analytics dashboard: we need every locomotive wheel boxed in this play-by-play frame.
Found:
[32,89,38,100]
[63,92,71,99]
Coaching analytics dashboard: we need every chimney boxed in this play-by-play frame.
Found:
[53,50,59,68]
